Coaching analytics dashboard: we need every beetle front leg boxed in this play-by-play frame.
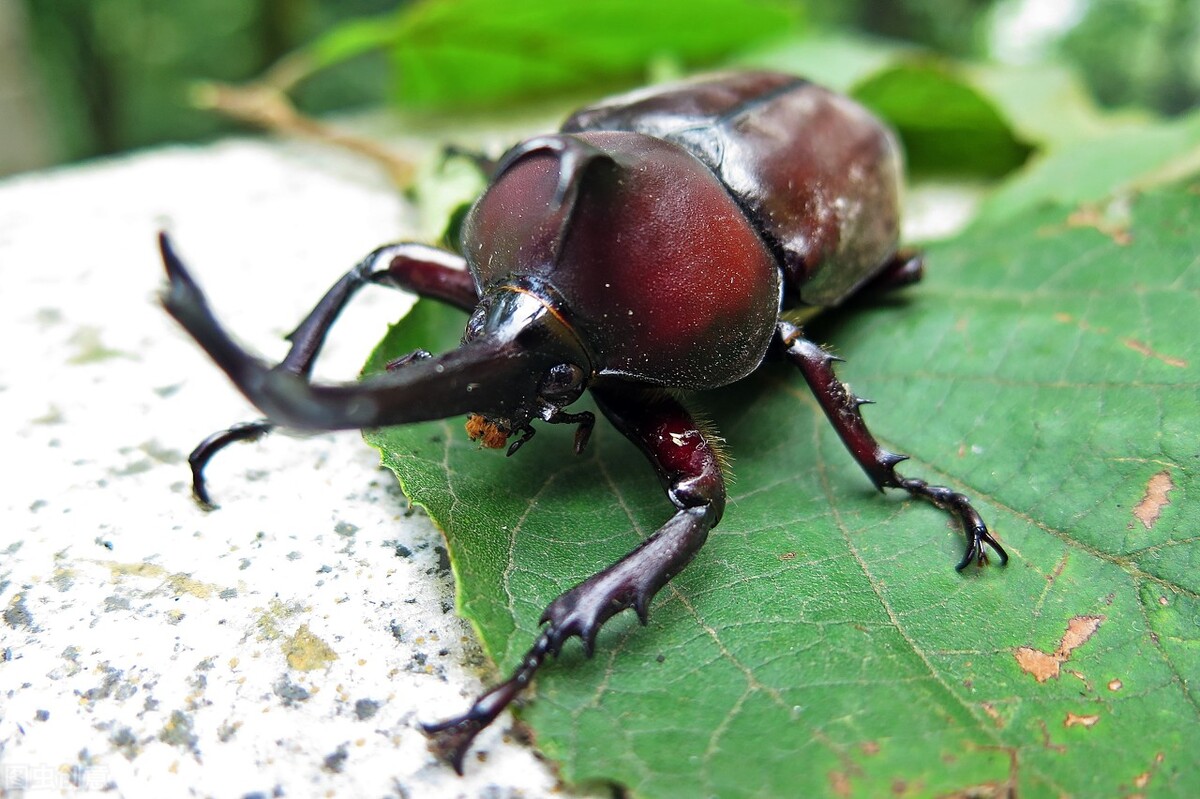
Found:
[161,234,479,507]
[776,321,1007,570]
[422,386,725,772]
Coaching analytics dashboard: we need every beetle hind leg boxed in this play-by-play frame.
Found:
[775,321,1007,570]
[422,387,725,772]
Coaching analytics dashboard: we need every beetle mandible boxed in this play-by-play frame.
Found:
[160,71,1007,772]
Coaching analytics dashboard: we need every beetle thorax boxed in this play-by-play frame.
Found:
[462,131,782,392]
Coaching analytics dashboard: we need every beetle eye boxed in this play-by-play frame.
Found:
[462,304,488,342]
[539,363,585,401]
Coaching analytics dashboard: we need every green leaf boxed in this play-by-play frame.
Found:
[975,108,1200,228]
[365,173,1200,796]
[966,63,1153,150]
[391,0,799,108]
[737,36,1038,179]
[306,13,404,71]
[734,31,916,91]
[851,60,1035,178]
[303,0,800,110]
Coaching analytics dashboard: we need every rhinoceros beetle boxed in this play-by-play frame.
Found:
[160,71,1007,773]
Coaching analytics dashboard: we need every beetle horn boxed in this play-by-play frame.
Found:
[160,238,574,432]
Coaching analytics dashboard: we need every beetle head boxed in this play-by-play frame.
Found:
[159,233,592,451]
[456,282,593,453]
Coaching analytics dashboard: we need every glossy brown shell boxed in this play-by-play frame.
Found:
[463,132,781,390]
[563,71,904,307]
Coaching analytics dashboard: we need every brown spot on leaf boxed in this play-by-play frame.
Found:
[1014,648,1061,682]
[1122,338,1187,368]
[1053,311,1109,334]
[1014,615,1104,683]
[780,551,796,561]
[828,770,851,797]
[1065,668,1093,692]
[1108,679,1123,691]
[1132,470,1175,529]
[860,741,880,756]
[937,781,1011,799]
[1067,203,1132,245]
[1064,712,1100,728]
[1128,753,1166,792]
[981,701,1005,728]
[1055,313,1186,369]
[1037,719,1068,753]
[1046,553,1068,587]
[1061,615,1103,652]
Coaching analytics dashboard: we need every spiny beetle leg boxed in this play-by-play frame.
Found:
[185,348,428,508]
[384,349,432,372]
[896,476,1005,570]
[422,387,725,772]
[776,321,1006,570]
[421,628,555,774]
[422,509,718,771]
[160,234,478,505]
[278,242,474,377]
[187,420,273,509]
[365,243,479,312]
[861,249,924,295]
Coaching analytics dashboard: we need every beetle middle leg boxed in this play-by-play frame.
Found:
[861,248,924,294]
[775,320,1007,570]
[161,234,479,507]
[422,385,725,772]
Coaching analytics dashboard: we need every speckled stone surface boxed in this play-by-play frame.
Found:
[0,139,577,798]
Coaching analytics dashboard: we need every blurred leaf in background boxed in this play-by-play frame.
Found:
[16,0,398,166]
[1055,0,1200,114]
[311,0,800,108]
[807,0,1200,116]
[11,0,801,171]
[243,0,804,144]
[8,0,1200,176]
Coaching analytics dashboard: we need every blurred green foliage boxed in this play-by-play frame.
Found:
[851,63,1035,177]
[300,0,800,109]
[14,0,1200,170]
[805,0,1200,115]
[20,0,399,162]
[1059,0,1200,113]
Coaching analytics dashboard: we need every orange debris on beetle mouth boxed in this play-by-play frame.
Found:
[466,414,510,449]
